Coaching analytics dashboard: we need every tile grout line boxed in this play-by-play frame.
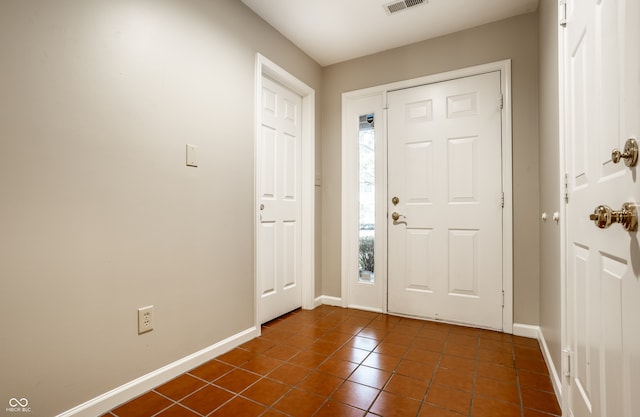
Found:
[468,333,481,417]
[413,324,447,417]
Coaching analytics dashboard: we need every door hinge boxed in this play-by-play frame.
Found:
[499,94,504,110]
[501,290,505,307]
[564,173,569,203]
[562,348,572,378]
[559,0,567,28]
[500,192,505,208]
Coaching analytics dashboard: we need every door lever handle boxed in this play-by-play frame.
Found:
[391,212,407,225]
[589,202,638,231]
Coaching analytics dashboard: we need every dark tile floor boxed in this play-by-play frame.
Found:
[103,305,561,417]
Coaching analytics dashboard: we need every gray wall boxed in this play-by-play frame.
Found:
[321,13,541,325]
[538,0,562,377]
[0,1,322,415]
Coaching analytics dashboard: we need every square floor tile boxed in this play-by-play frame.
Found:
[297,371,343,397]
[361,352,402,372]
[155,404,200,417]
[289,350,327,369]
[180,384,233,416]
[348,365,392,389]
[478,348,515,366]
[208,396,265,417]
[471,396,522,417]
[314,400,365,417]
[332,380,380,410]
[216,348,254,366]
[521,387,562,415]
[476,361,517,383]
[418,404,467,417]
[111,392,172,417]
[240,377,289,405]
[240,338,276,353]
[438,354,476,372]
[269,362,311,385]
[273,388,325,417]
[155,374,206,402]
[332,346,370,363]
[373,341,409,358]
[188,359,233,382]
[474,376,520,405]
[517,357,550,374]
[411,337,446,353]
[383,374,429,401]
[263,344,301,362]
[240,354,283,375]
[369,390,421,417]
[433,367,474,392]
[317,357,358,379]
[348,335,380,351]
[518,369,555,392]
[213,368,261,393]
[425,384,471,415]
[382,332,415,346]
[404,347,441,365]
[396,358,436,381]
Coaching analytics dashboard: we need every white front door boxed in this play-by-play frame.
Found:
[257,75,303,324]
[387,72,504,329]
[564,0,640,416]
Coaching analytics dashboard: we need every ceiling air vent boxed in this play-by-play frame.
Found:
[383,0,427,15]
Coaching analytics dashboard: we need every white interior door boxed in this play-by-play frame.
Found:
[387,72,504,329]
[257,75,303,324]
[564,0,640,416]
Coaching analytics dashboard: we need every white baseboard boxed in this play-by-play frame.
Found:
[316,295,342,307]
[512,323,540,339]
[56,326,258,417]
[536,327,563,406]
[346,304,384,313]
[512,323,563,408]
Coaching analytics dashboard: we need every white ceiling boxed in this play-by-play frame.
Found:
[241,0,539,66]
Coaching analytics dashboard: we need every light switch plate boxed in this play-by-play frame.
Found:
[186,144,198,167]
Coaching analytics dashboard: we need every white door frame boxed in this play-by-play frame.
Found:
[341,60,513,332]
[254,53,315,328]
[558,0,568,410]
[342,92,388,312]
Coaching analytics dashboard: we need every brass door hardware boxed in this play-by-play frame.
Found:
[391,212,401,221]
[392,196,400,206]
[611,138,638,167]
[589,202,638,231]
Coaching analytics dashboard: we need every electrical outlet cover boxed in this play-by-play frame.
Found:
[138,305,153,334]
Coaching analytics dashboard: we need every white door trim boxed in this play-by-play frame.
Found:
[255,54,315,327]
[558,0,568,410]
[341,60,513,332]
[341,92,388,313]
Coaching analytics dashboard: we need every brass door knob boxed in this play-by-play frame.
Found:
[611,138,638,167]
[589,203,638,231]
[391,212,406,223]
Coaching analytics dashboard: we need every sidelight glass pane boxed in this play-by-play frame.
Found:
[358,113,375,283]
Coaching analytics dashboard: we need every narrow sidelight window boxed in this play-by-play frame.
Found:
[358,113,375,283]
